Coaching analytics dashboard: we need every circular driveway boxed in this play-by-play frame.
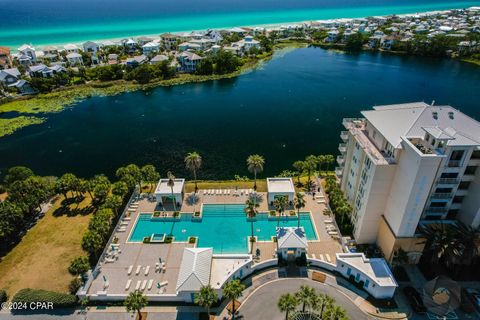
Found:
[237,278,372,320]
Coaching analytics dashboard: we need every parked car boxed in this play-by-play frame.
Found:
[403,286,427,313]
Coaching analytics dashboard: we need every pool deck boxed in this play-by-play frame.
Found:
[87,185,342,297]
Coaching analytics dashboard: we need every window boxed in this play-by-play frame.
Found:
[372,130,377,139]
[364,279,370,288]
[438,141,444,148]
[472,150,480,159]
[430,201,447,207]
[450,150,465,161]
[425,134,430,142]
[425,215,442,220]
[441,172,458,178]
[347,268,352,275]
[458,181,471,190]
[464,166,478,175]
[452,196,464,204]
[435,188,452,193]
[447,210,459,219]
[431,138,436,146]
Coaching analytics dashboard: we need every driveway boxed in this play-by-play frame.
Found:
[237,278,372,320]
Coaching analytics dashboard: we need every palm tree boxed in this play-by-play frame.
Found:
[456,222,479,266]
[324,154,335,173]
[323,304,347,320]
[273,196,288,228]
[304,155,318,191]
[277,293,298,320]
[185,152,202,193]
[223,279,245,320]
[317,294,335,317]
[292,161,305,185]
[294,192,306,228]
[317,155,326,176]
[246,154,265,191]
[194,285,218,317]
[124,290,148,320]
[167,171,177,212]
[244,198,259,253]
[295,285,316,312]
[418,223,462,268]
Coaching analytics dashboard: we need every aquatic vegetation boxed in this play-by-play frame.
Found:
[0,116,45,137]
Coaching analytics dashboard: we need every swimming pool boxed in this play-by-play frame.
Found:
[129,204,317,253]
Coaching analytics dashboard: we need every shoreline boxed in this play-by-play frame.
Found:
[3,5,479,50]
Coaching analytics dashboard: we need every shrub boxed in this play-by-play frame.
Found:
[68,256,90,275]
[249,236,256,242]
[164,236,173,243]
[188,237,196,244]
[143,237,151,244]
[289,210,296,216]
[153,211,161,217]
[173,211,180,217]
[0,289,7,303]
[194,211,201,217]
[269,210,276,216]
[12,289,77,308]
[69,278,83,294]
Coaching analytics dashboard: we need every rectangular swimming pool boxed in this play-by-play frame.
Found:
[129,204,317,253]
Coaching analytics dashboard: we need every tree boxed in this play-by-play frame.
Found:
[196,57,214,75]
[273,196,288,229]
[141,164,160,192]
[214,50,241,74]
[244,198,259,252]
[294,193,306,228]
[223,279,245,320]
[124,290,148,320]
[194,285,218,316]
[69,256,90,275]
[56,173,78,199]
[304,155,318,190]
[81,230,104,259]
[103,195,123,215]
[116,164,142,191]
[323,304,348,320]
[185,152,202,192]
[111,181,129,199]
[0,201,24,246]
[316,155,326,175]
[292,161,305,185]
[324,155,335,173]
[8,176,53,215]
[167,171,177,212]
[246,154,265,191]
[277,293,298,320]
[345,32,365,51]
[91,175,111,203]
[295,285,315,312]
[3,166,34,186]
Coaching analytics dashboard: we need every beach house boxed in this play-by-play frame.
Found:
[64,44,79,53]
[177,52,203,72]
[142,41,161,55]
[17,44,37,63]
[0,68,21,87]
[0,47,12,69]
[66,53,83,66]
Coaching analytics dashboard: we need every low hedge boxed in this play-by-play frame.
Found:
[12,289,77,308]
[0,289,7,303]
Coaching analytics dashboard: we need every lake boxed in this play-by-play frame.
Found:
[0,47,479,179]
[1,0,480,47]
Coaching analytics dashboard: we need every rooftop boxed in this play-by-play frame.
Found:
[267,177,295,194]
[336,253,397,287]
[155,178,185,195]
[277,227,308,249]
[176,247,212,292]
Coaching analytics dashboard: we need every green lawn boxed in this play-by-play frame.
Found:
[0,193,93,298]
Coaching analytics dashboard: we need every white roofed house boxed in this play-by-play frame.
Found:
[154,178,185,208]
[142,41,160,55]
[66,52,83,66]
[8,79,36,95]
[231,36,260,54]
[189,38,212,51]
[64,43,79,53]
[125,55,148,67]
[160,33,178,50]
[177,51,203,72]
[150,54,168,64]
[204,29,223,44]
[267,177,295,205]
[82,41,100,64]
[41,46,59,61]
[0,68,21,87]
[29,64,54,78]
[123,38,138,53]
[276,227,308,261]
[17,44,37,64]
[176,248,213,302]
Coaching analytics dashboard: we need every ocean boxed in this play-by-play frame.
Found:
[1,0,480,48]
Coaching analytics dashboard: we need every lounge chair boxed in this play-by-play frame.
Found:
[145,266,150,276]
[125,279,132,290]
[312,254,317,259]
[319,254,325,261]
[203,190,207,195]
[326,254,332,263]
[147,279,153,290]
[135,280,141,290]
[127,265,133,275]
[245,190,249,196]
[227,189,230,195]
[324,219,333,223]
[120,221,128,226]
[141,280,147,291]
[160,281,168,287]
[155,263,160,272]
[104,257,115,263]
[118,227,127,232]
[135,265,141,275]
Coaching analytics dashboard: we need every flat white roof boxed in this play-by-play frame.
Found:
[210,255,251,289]
[267,177,295,194]
[277,227,308,249]
[154,178,185,195]
[336,253,397,287]
[176,247,212,292]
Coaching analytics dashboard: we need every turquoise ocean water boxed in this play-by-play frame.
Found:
[129,204,317,254]
[1,0,480,48]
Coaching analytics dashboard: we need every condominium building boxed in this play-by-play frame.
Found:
[336,102,480,262]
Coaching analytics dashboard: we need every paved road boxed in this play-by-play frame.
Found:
[237,278,372,320]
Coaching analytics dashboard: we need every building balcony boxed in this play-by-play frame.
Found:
[340,131,349,141]
[431,192,452,199]
[337,155,345,165]
[335,167,343,177]
[437,178,459,185]
[338,143,347,153]
[425,207,448,214]
[447,160,462,168]
[342,118,364,130]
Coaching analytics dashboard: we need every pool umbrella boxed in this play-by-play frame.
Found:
[422,276,461,316]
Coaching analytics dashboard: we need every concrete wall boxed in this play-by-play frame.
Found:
[384,139,442,237]
[458,157,480,228]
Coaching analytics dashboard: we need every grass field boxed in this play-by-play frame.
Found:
[0,193,93,298]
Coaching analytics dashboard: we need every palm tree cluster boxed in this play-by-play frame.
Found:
[324,177,353,235]
[291,154,335,191]
[419,222,479,276]
[246,154,265,190]
[278,285,348,320]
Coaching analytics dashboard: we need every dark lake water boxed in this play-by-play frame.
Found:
[1,47,479,180]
